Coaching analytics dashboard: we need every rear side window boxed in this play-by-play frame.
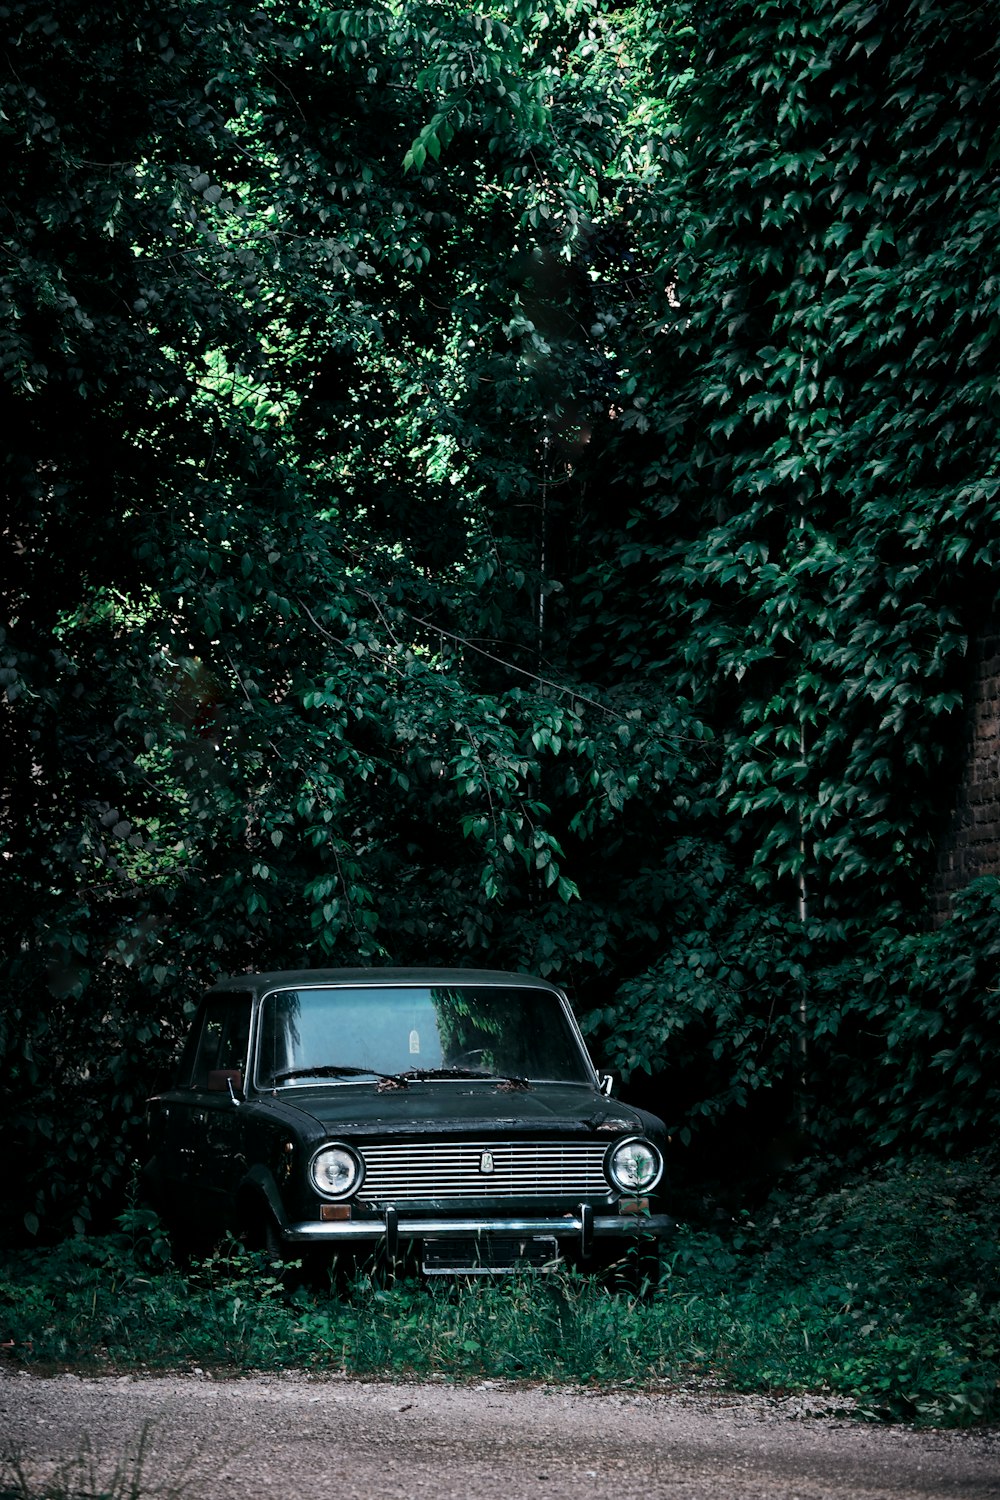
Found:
[182,995,253,1089]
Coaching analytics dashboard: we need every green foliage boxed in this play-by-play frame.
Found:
[674,1157,1000,1425]
[586,874,1000,1161]
[808,878,1000,1153]
[1,0,705,1234]
[1,1160,996,1427]
[570,0,1000,1149]
[579,0,1000,913]
[584,886,810,1126]
[3,0,1000,1235]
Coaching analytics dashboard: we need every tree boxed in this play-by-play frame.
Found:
[4,0,999,1238]
[1,0,707,1235]
[566,0,1000,1151]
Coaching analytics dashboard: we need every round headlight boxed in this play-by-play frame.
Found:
[310,1144,362,1199]
[607,1137,663,1193]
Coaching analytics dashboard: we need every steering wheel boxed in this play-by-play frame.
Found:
[449,1048,489,1067]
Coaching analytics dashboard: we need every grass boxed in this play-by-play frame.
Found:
[0,1156,996,1429]
[0,1424,191,1500]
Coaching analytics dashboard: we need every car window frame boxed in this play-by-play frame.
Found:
[251,979,599,1091]
[176,992,255,1092]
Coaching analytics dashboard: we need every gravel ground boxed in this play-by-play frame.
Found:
[2,1371,998,1500]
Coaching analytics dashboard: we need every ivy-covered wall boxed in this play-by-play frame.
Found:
[933,632,1000,918]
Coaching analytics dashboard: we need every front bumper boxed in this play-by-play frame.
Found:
[282,1207,673,1258]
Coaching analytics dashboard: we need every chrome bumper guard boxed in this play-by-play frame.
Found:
[284,1210,672,1249]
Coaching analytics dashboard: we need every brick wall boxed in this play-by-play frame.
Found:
[931,632,1000,920]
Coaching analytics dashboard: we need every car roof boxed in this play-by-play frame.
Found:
[206,967,566,997]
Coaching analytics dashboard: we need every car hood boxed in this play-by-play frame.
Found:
[252,1081,657,1139]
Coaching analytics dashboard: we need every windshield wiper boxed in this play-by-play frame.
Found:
[271,1064,400,1084]
[391,1067,532,1090]
[271,1063,532,1091]
[397,1066,491,1080]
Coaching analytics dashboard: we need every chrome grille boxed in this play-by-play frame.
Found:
[357,1141,609,1202]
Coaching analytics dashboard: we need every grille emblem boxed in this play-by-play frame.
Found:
[479,1151,495,1175]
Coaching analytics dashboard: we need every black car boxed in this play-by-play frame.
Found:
[144,968,672,1276]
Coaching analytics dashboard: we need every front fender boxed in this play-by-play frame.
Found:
[235,1163,289,1232]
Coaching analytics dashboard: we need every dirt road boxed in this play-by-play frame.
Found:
[1,1371,997,1500]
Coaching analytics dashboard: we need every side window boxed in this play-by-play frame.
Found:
[188,996,252,1090]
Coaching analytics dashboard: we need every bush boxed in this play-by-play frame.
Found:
[666,1156,1000,1424]
[0,1158,995,1427]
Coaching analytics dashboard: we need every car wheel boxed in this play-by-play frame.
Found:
[236,1199,283,1258]
[237,1202,333,1288]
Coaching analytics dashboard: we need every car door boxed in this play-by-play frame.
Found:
[187,990,251,1224]
[174,993,253,1230]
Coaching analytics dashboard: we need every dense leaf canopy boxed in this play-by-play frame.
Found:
[2,0,998,1235]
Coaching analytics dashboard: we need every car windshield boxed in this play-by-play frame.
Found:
[254,984,593,1088]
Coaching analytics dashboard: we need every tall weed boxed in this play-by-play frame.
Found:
[0,1423,189,1500]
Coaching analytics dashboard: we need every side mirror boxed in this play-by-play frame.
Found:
[207,1068,244,1103]
[598,1072,614,1097]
